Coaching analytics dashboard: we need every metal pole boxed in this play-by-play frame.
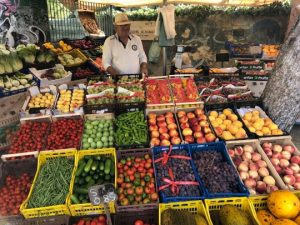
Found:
[162,0,167,75]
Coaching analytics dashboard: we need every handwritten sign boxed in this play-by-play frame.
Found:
[130,21,156,40]
[88,183,117,206]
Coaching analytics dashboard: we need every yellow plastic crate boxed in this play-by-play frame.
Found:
[67,148,116,216]
[159,201,212,225]
[205,197,260,225]
[20,149,76,218]
[58,48,88,67]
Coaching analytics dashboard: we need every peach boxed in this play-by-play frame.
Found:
[214,127,223,136]
[191,125,201,132]
[182,128,193,136]
[198,114,207,121]
[279,159,290,168]
[273,144,283,153]
[177,111,186,118]
[291,155,300,164]
[281,151,291,160]
[171,136,181,145]
[272,152,283,159]
[194,108,204,116]
[184,135,195,144]
[252,152,262,162]
[151,131,160,138]
[196,137,206,144]
[228,149,235,158]
[167,123,177,130]
[203,126,212,134]
[194,132,203,138]
[179,116,188,124]
[270,158,280,166]
[187,112,196,119]
[283,175,296,185]
[157,121,167,128]
[161,139,171,146]
[148,118,156,126]
[148,113,156,120]
[166,117,175,124]
[150,138,160,147]
[234,146,244,156]
[205,133,216,142]
[263,147,273,157]
[283,145,295,153]
[169,129,179,137]
[149,125,158,132]
[249,163,258,171]
[189,118,198,127]
[256,181,267,194]
[160,133,170,140]
[199,120,209,127]
[284,168,294,175]
[180,123,189,130]
[290,163,300,174]
[156,115,165,122]
[164,112,174,118]
[262,142,272,149]
[245,178,256,189]
[158,127,168,134]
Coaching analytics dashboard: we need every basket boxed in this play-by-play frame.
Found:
[205,197,260,225]
[116,148,159,212]
[152,144,205,203]
[20,149,76,218]
[67,148,116,216]
[159,200,212,225]
[190,142,249,198]
[0,158,37,225]
[24,215,70,225]
[115,209,158,225]
[57,49,88,68]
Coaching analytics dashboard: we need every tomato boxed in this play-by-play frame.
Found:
[135,186,143,195]
[127,188,134,195]
[120,198,129,206]
[146,158,152,164]
[137,167,144,173]
[147,168,154,174]
[145,163,152,169]
[125,183,132,188]
[117,162,123,169]
[144,154,150,160]
[127,169,134,176]
[135,195,142,202]
[140,172,146,178]
[145,187,151,194]
[117,177,124,184]
[98,215,106,222]
[118,193,125,201]
[126,161,132,167]
[135,157,142,163]
[150,193,158,201]
[148,182,155,189]
[135,220,144,225]
[124,165,129,171]
[129,175,135,181]
[140,180,146,187]
[134,163,140,168]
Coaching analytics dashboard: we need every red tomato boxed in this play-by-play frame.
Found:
[134,220,144,225]
[145,163,152,169]
[137,167,144,173]
[98,215,106,222]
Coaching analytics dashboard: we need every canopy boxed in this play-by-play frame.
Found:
[79,0,286,7]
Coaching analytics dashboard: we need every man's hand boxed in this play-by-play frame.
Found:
[140,62,148,78]
[106,66,117,77]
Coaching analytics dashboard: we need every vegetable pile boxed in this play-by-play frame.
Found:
[116,76,145,103]
[146,79,172,104]
[71,155,115,204]
[28,92,55,109]
[116,153,158,206]
[58,53,84,67]
[86,78,115,105]
[169,78,199,103]
[72,215,107,225]
[0,173,33,216]
[41,64,70,80]
[27,157,74,208]
[0,73,34,92]
[46,118,84,150]
[16,44,55,65]
[81,118,114,149]
[115,111,148,147]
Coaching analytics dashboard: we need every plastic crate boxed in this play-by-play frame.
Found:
[57,49,88,68]
[69,214,113,225]
[115,209,157,225]
[205,197,260,225]
[190,142,249,198]
[24,215,70,225]
[0,158,37,225]
[20,149,76,218]
[152,144,205,203]
[159,200,212,225]
[116,148,159,212]
[67,148,116,216]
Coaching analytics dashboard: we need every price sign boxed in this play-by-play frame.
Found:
[88,183,117,206]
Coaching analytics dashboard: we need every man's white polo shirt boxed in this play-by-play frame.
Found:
[102,33,147,74]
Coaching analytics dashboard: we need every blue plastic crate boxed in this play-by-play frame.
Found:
[152,144,205,203]
[189,142,249,199]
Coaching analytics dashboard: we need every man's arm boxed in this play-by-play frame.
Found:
[102,38,117,76]
[140,62,148,77]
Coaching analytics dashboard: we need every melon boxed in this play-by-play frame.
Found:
[267,190,300,219]
[271,219,298,225]
[295,216,300,225]
[257,209,275,225]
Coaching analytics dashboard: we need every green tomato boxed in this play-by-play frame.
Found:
[103,142,108,148]
[98,123,104,129]
[96,141,103,148]
[90,142,96,149]
[108,136,114,142]
[109,141,113,147]
[83,142,90,149]
[86,124,93,130]
[101,136,108,142]
[96,132,102,138]
[92,121,99,126]
[103,131,109,137]
[88,138,94,143]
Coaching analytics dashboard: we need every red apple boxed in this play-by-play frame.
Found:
[151,131,160,138]
[194,132,203,138]
[148,113,156,120]
[194,108,204,116]
[189,118,198,127]
[167,123,177,130]
[149,125,158,132]
[182,128,193,136]
[192,125,201,132]
[177,111,186,118]
[166,117,175,124]
[179,116,188,124]
[196,137,206,144]
[148,118,156,126]
[160,133,170,140]
[185,135,195,143]
[150,138,160,146]
[156,115,165,122]
[180,123,189,130]
[169,129,179,137]
[157,121,167,128]
[203,126,212,134]
[205,133,216,142]
[159,127,168,134]
[199,120,209,127]
[214,127,223,136]
[198,114,207,121]
[171,136,181,145]
[187,112,196,119]
[164,112,174,118]
[161,139,171,146]
[262,142,272,149]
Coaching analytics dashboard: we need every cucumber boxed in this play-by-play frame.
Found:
[86,179,95,188]
[85,176,92,183]
[78,178,85,185]
[105,174,111,181]
[84,158,93,173]
[74,187,88,195]
[99,162,104,171]
[99,171,105,178]
[75,162,86,177]
[110,159,115,176]
[95,155,101,161]
[93,174,99,180]
[89,170,95,175]
[91,161,98,171]
[70,194,80,204]
[78,195,85,201]
[104,158,111,175]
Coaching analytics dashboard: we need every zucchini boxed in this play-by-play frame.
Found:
[78,178,85,185]
[105,174,111,181]
[99,162,104,171]
[70,194,80,204]
[85,176,92,183]
[86,179,95,188]
[84,158,93,173]
[99,171,105,178]
[110,159,115,176]
[104,158,111,175]
[91,161,98,171]
[95,155,101,161]
[75,162,86,177]
[74,187,88,195]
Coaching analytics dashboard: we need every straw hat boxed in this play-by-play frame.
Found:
[114,13,131,26]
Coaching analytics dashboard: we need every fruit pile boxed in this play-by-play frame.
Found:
[0,173,33,216]
[161,208,208,225]
[133,220,156,225]
[262,45,280,58]
[262,142,300,190]
[71,155,114,204]
[56,89,85,113]
[192,150,242,194]
[228,144,280,194]
[209,108,248,140]
[116,153,158,206]
[239,108,283,136]
[27,93,55,109]
[43,40,73,53]
[72,215,107,225]
[86,79,115,105]
[148,112,181,147]
[58,53,84,67]
[72,67,97,79]
[9,121,50,155]
[81,118,114,149]
[116,76,145,103]
[154,148,201,199]
[256,190,300,225]
[177,109,216,144]
[169,78,199,103]
[70,39,95,50]
[46,118,83,150]
[146,79,172,104]
[41,65,70,80]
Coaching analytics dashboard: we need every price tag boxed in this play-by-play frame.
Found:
[88,183,117,206]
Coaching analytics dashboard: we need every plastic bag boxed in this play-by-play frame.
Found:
[148,39,161,64]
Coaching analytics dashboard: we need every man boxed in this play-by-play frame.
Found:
[102,13,148,76]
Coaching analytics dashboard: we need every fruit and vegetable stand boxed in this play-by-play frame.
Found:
[0,37,299,225]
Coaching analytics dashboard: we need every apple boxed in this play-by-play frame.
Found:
[151,131,160,138]
[161,139,171,146]
[160,133,170,140]
[194,131,203,138]
[192,125,201,132]
[171,136,181,145]
[157,121,167,128]
[185,135,195,143]
[273,144,283,153]
[187,112,196,119]
[177,111,186,118]
[198,114,207,121]
[189,118,198,127]
[182,128,193,136]
[159,127,168,134]
[149,125,158,132]
[179,116,188,124]
[148,113,156,120]
[203,126,212,134]
[281,151,291,160]
[228,149,235,158]
[194,108,204,116]
[167,123,177,130]
[205,133,216,142]
[291,155,300,164]
[156,115,165,122]
[148,118,156,126]
[180,123,189,130]
[199,120,209,127]
[262,142,272,149]
[196,137,206,144]
[214,127,223,136]
[169,129,179,137]
[150,138,160,146]
[166,117,175,124]
[283,145,295,153]
[164,112,174,118]
[272,152,283,159]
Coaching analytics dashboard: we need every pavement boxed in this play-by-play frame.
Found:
[291,124,300,149]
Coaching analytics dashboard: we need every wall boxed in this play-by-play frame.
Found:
[0,0,49,47]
